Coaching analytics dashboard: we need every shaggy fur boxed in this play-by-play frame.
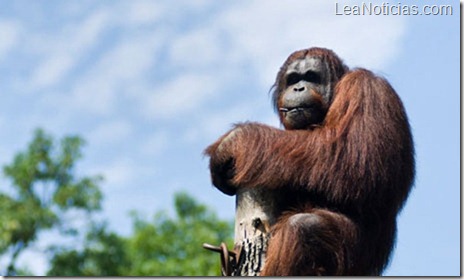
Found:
[205,47,415,276]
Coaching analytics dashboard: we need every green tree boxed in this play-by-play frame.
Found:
[47,192,233,276]
[0,129,103,275]
[1,129,233,276]
[126,192,233,276]
[47,222,129,276]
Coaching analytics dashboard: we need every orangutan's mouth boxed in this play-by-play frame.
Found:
[279,105,315,114]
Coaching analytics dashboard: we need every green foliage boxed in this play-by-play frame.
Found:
[47,192,233,276]
[47,223,129,276]
[1,129,233,276]
[0,129,103,275]
[126,191,233,276]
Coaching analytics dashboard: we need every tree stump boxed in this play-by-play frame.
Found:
[232,187,281,276]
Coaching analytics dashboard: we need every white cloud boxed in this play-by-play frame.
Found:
[29,9,111,90]
[136,0,406,140]
[98,37,159,82]
[31,54,75,88]
[17,0,407,130]
[137,0,407,128]
[122,0,165,24]
[214,0,406,86]
[95,159,137,191]
[68,32,162,115]
[72,9,112,52]
[89,119,133,146]
[307,17,406,71]
[168,27,226,70]
[140,130,170,157]
[142,73,219,120]
[0,20,20,61]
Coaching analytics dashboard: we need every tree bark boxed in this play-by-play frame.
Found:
[232,187,280,276]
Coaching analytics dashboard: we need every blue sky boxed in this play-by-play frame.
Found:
[0,0,459,276]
